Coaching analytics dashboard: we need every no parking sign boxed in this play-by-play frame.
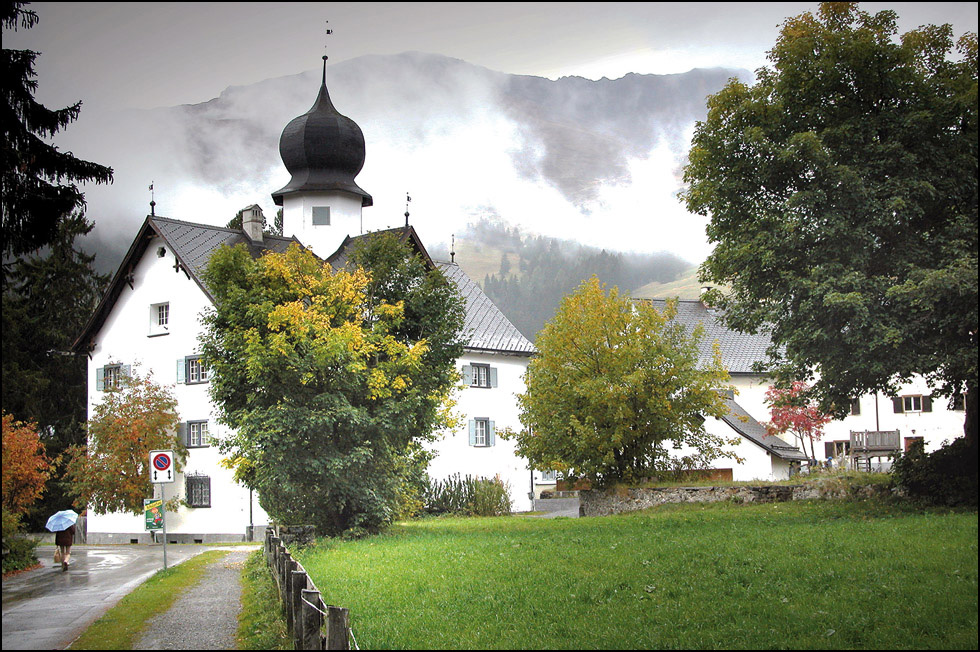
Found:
[149,450,175,483]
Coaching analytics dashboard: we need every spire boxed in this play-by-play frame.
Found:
[270,49,372,208]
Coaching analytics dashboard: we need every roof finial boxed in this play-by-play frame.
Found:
[404,192,412,227]
[451,234,456,264]
[322,21,332,86]
[149,181,156,216]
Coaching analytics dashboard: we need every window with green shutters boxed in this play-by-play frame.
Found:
[468,418,495,447]
[96,364,130,391]
[462,364,497,388]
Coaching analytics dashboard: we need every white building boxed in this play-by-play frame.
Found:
[73,59,537,543]
[647,299,969,478]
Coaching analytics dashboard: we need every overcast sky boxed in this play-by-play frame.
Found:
[5,2,978,267]
[9,2,977,111]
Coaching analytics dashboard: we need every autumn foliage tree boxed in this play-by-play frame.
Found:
[65,369,183,515]
[509,277,737,487]
[201,238,464,536]
[2,412,51,518]
[764,382,834,463]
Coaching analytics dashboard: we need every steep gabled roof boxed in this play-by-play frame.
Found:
[74,218,533,357]
[720,398,808,461]
[641,299,773,374]
[326,226,534,356]
[437,262,536,356]
[72,215,298,353]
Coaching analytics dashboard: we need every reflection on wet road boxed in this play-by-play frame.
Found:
[2,544,255,650]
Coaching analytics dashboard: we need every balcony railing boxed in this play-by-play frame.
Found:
[850,430,901,452]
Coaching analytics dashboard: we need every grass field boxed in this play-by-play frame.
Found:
[294,500,978,650]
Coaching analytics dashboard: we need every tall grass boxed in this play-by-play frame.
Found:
[423,473,511,516]
[295,500,978,649]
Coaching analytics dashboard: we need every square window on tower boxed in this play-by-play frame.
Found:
[312,206,330,226]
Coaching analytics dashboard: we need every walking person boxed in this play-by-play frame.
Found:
[45,509,80,572]
[55,523,76,571]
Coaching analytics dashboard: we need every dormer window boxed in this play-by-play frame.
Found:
[149,302,170,337]
[312,206,331,226]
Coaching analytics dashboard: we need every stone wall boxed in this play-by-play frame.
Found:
[579,482,892,517]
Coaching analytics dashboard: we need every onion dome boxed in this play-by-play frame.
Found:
[272,57,372,207]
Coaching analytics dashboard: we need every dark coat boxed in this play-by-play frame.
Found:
[55,524,76,547]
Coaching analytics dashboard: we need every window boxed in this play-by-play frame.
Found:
[468,418,495,447]
[463,364,497,388]
[149,302,170,336]
[893,395,932,413]
[96,364,129,391]
[849,398,861,416]
[184,421,210,448]
[185,474,211,508]
[949,393,966,411]
[538,469,557,483]
[312,206,330,225]
[178,356,209,384]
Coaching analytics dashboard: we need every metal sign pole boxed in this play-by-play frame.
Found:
[161,482,168,570]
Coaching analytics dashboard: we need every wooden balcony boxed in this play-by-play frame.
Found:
[850,430,901,453]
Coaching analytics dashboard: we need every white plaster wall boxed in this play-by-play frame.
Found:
[666,416,789,482]
[427,352,534,512]
[86,235,267,539]
[282,190,363,258]
[731,373,966,459]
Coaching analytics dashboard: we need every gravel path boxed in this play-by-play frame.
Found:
[134,549,252,650]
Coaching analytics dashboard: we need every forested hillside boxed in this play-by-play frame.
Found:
[430,219,691,339]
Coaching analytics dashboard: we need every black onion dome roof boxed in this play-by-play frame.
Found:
[272,60,372,207]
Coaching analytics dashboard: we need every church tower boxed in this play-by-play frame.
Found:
[272,56,372,258]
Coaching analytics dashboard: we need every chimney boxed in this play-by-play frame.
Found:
[700,286,717,313]
[242,205,264,244]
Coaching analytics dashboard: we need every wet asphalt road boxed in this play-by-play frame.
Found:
[1,543,257,650]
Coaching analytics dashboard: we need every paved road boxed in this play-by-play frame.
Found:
[1,543,259,650]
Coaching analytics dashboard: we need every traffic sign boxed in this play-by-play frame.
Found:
[149,450,175,483]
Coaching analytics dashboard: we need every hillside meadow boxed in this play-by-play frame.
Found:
[294,500,977,650]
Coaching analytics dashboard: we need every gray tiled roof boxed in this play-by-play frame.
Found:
[152,216,296,298]
[437,262,536,356]
[721,398,808,461]
[643,300,772,374]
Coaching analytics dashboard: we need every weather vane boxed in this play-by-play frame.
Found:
[324,21,332,61]
[404,192,412,227]
[149,181,156,216]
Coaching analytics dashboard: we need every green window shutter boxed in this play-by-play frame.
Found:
[490,367,498,388]
[179,422,188,446]
[96,367,104,391]
[177,358,186,384]
[468,420,476,446]
[892,397,904,413]
[121,364,131,380]
[488,420,496,446]
[922,396,932,413]
[462,365,472,386]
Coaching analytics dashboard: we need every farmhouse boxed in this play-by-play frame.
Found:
[648,298,969,476]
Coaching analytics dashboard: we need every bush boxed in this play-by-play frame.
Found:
[2,508,40,574]
[424,474,511,516]
[892,438,978,507]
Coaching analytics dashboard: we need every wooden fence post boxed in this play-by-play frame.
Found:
[291,568,308,650]
[301,589,323,651]
[326,605,350,650]
[280,551,292,610]
[283,555,296,629]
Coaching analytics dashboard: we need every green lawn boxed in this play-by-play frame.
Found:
[294,500,978,649]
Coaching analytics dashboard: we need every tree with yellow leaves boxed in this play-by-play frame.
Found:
[201,237,464,535]
[509,277,737,487]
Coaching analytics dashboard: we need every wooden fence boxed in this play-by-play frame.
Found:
[265,526,354,650]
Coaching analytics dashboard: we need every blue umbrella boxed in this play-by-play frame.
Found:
[45,509,79,532]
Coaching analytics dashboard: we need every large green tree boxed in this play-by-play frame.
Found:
[682,3,978,449]
[1,1,113,259]
[509,277,736,487]
[1,212,109,528]
[200,236,464,536]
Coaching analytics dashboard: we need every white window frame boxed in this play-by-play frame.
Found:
[472,364,490,388]
[187,421,209,448]
[902,395,923,412]
[186,356,209,384]
[104,364,121,391]
[474,419,488,446]
[149,302,170,336]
